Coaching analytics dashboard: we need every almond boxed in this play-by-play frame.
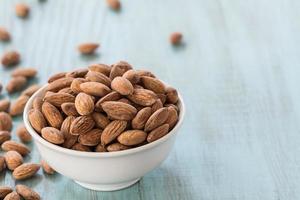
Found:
[141,76,165,94]
[44,92,75,107]
[47,77,74,92]
[127,89,157,106]
[95,144,107,152]
[70,78,88,94]
[109,61,132,80]
[101,120,127,145]
[58,87,77,96]
[75,93,94,115]
[0,27,10,41]
[0,131,11,144]
[78,129,102,146]
[1,51,20,67]
[157,93,167,104]
[48,72,67,83]
[95,91,121,111]
[151,99,163,113]
[70,115,95,135]
[61,116,78,148]
[21,84,41,96]
[42,102,63,129]
[107,143,130,152]
[147,124,169,142]
[3,191,20,200]
[71,143,91,152]
[11,68,37,78]
[61,102,79,116]
[16,125,32,143]
[32,97,43,111]
[80,82,111,97]
[0,156,5,172]
[133,84,144,89]
[0,186,12,199]
[41,127,64,144]
[117,130,147,146]
[85,71,111,87]
[1,141,30,156]
[92,112,110,129]
[165,87,179,104]
[144,107,169,132]
[131,107,152,130]
[15,3,30,18]
[78,43,99,54]
[0,112,12,131]
[16,185,40,200]
[170,32,183,45]
[13,163,40,180]
[0,99,10,112]
[111,77,134,95]
[102,101,137,120]
[88,64,111,76]
[41,160,55,174]
[165,103,179,112]
[66,68,88,78]
[4,151,23,170]
[28,109,47,133]
[9,95,29,116]
[106,0,121,10]
[136,70,156,78]
[6,76,27,93]
[165,106,178,129]
[122,69,140,84]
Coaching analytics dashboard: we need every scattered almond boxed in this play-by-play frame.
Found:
[16,124,32,143]
[106,0,121,10]
[9,95,29,116]
[0,131,11,144]
[0,186,13,199]
[0,112,12,131]
[4,151,23,170]
[0,27,10,41]
[3,191,20,200]
[15,3,30,18]
[78,43,99,54]
[1,51,20,67]
[11,68,37,78]
[16,185,40,200]
[1,141,30,156]
[6,76,27,93]
[0,156,5,172]
[13,163,40,180]
[0,99,10,112]
[41,160,55,174]
[170,32,183,45]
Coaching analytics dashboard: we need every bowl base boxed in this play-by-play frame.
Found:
[75,178,141,191]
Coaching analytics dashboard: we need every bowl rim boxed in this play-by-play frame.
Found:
[24,84,185,158]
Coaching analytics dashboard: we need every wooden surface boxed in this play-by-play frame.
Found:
[1,0,300,199]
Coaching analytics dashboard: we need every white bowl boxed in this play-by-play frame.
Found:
[23,85,185,191]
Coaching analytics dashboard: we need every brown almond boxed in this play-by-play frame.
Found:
[21,84,41,96]
[10,95,29,116]
[117,130,147,146]
[95,91,121,111]
[85,71,111,87]
[3,191,20,200]
[111,77,134,95]
[58,87,77,96]
[147,124,169,142]
[78,129,102,146]
[78,43,99,54]
[44,92,75,107]
[0,27,10,41]
[16,185,40,200]
[157,93,167,104]
[61,102,79,116]
[144,107,169,132]
[0,186,13,199]
[15,3,30,18]
[32,97,43,111]
[170,32,183,45]
[133,85,144,89]
[75,93,94,115]
[88,64,111,76]
[48,72,67,83]
[1,141,30,156]
[165,103,179,112]
[106,0,121,10]
[47,77,74,92]
[0,112,12,131]
[165,106,178,129]
[61,116,78,148]
[92,112,110,129]
[70,115,95,135]
[141,76,165,94]
[109,61,132,80]
[107,143,130,152]
[1,51,20,67]
[4,151,23,170]
[41,127,64,144]
[127,89,157,106]
[102,101,137,120]
[42,102,63,129]
[41,160,55,174]
[13,163,40,180]
[0,156,5,172]
[122,69,140,84]
[28,109,47,133]
[0,99,10,112]
[95,144,107,152]
[136,70,156,78]
[0,131,11,144]
[71,143,91,152]
[101,120,127,145]
[12,68,37,78]
[165,87,179,104]
[16,124,32,143]
[131,107,152,130]
[151,99,163,113]
[80,82,111,97]
[66,68,88,78]
[6,76,27,93]
[70,78,87,94]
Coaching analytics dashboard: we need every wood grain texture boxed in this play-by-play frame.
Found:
[1,0,300,199]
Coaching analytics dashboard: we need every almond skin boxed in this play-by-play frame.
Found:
[58,87,77,96]
[80,82,111,97]
[16,124,32,143]
[0,131,11,144]
[32,97,43,111]
[92,112,110,129]
[44,92,75,107]
[1,141,30,156]
[66,68,88,78]
[61,116,78,148]
[41,160,55,174]
[78,43,99,54]
[47,77,74,92]
[3,191,20,200]
[136,70,156,78]
[48,72,67,83]
[122,69,140,84]
[111,77,134,95]
[70,78,87,94]
[102,101,137,121]
[88,64,111,76]
[147,124,169,142]
[11,68,37,78]
[6,76,27,93]
[70,115,95,135]
[1,51,20,67]
[15,3,30,18]
[109,61,132,80]
[151,99,163,113]
[21,84,41,96]
[165,106,179,129]
[165,87,179,104]
[75,93,94,115]
[16,184,40,200]
[127,88,158,106]
[107,143,130,152]
[78,129,102,146]
[85,71,111,87]
[0,156,5,172]
[131,107,152,130]
[28,109,47,133]
[4,151,23,170]
[0,99,10,112]
[141,76,165,94]
[144,107,169,132]
[117,130,147,146]
[42,102,63,129]
[95,91,121,111]
[0,186,13,199]
[13,163,40,180]
[41,127,64,144]
[0,27,10,41]
[10,95,30,116]
[101,120,127,145]
[0,112,12,131]
[61,102,79,116]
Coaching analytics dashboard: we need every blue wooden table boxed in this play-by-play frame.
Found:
[1,0,300,199]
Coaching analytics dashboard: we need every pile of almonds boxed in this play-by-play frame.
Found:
[28,61,180,152]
